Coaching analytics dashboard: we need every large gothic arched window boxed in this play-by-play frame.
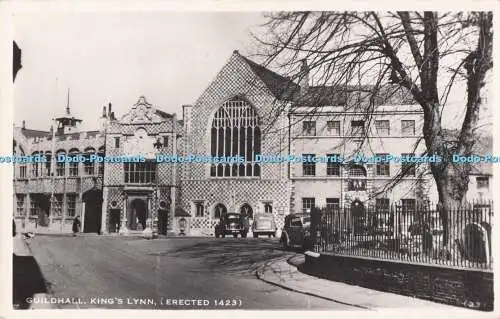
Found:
[210,97,261,177]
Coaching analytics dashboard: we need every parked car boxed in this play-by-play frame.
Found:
[280,213,312,250]
[215,212,248,238]
[252,213,277,238]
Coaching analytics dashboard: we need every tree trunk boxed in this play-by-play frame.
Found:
[430,163,469,262]
[423,106,469,256]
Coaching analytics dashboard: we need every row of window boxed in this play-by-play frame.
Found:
[15,194,77,217]
[19,161,158,184]
[113,136,169,149]
[301,119,416,137]
[209,163,261,177]
[301,198,416,214]
[18,155,104,179]
[124,162,157,184]
[301,154,416,177]
[193,201,273,219]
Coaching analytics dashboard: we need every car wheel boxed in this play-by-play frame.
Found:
[272,231,276,238]
[221,233,225,238]
[233,233,238,238]
[268,234,271,238]
[215,232,220,238]
[241,232,247,238]
[253,233,258,238]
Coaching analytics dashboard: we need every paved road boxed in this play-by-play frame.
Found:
[25,235,354,310]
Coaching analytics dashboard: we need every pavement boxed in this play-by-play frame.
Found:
[19,227,206,238]
[256,252,493,315]
[13,235,52,309]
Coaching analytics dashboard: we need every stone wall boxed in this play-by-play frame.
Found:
[304,253,493,311]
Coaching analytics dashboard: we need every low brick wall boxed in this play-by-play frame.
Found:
[304,253,493,311]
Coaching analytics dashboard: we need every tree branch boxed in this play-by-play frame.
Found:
[397,11,424,69]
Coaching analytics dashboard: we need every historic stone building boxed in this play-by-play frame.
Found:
[179,50,293,236]
[13,101,106,233]
[101,96,182,235]
[13,95,183,235]
[13,50,491,236]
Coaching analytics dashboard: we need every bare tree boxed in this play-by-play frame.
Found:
[253,11,493,250]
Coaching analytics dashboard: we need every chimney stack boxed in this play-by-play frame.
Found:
[299,59,309,95]
[299,59,310,91]
[108,102,112,115]
[22,120,25,129]
[102,106,107,118]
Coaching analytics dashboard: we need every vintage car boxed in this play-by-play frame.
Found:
[215,212,249,238]
[280,213,312,250]
[252,213,277,238]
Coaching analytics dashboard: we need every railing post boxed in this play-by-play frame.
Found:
[311,207,323,252]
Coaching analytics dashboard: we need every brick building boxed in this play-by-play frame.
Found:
[13,50,491,236]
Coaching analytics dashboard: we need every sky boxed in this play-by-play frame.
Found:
[13,10,492,133]
[13,12,266,131]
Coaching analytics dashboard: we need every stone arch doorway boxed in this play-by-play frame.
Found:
[129,198,147,231]
[158,200,170,235]
[351,199,366,235]
[240,203,253,219]
[213,203,227,219]
[35,194,51,227]
[82,189,103,233]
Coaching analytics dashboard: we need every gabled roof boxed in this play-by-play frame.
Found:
[237,52,417,107]
[239,54,300,101]
[155,109,173,119]
[295,84,417,107]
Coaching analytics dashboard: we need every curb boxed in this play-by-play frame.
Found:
[14,237,54,310]
[255,262,371,310]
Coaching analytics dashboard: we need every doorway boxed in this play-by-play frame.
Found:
[129,198,147,230]
[109,209,121,233]
[240,203,253,219]
[82,189,103,233]
[158,209,169,235]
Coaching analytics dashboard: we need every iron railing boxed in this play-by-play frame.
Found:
[311,201,493,270]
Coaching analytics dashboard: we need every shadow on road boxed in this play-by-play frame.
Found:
[13,254,49,309]
[147,239,299,276]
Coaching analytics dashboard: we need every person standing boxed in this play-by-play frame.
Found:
[72,216,81,237]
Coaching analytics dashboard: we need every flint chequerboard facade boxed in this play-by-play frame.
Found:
[12,50,492,236]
